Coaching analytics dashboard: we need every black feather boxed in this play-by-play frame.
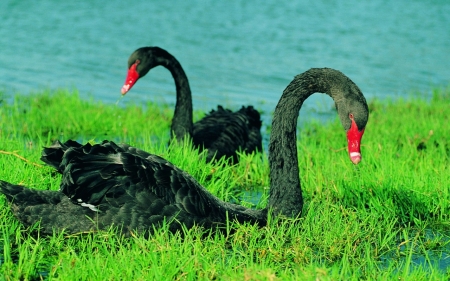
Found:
[1,68,369,237]
[122,47,263,163]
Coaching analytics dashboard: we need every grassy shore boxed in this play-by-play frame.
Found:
[0,88,449,280]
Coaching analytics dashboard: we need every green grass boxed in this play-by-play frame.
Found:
[1,89,174,143]
[0,87,449,280]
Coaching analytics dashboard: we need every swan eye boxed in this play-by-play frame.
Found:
[349,113,354,120]
[135,59,141,65]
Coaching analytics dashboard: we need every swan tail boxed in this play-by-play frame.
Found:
[238,106,263,153]
[0,180,95,234]
[0,180,26,202]
[238,106,262,130]
[0,180,63,208]
[193,105,263,162]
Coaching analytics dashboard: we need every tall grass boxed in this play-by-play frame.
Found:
[0,87,449,280]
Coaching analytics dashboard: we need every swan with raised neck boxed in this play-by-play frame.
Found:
[121,47,263,163]
[0,67,368,236]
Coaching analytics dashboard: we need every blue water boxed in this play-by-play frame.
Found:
[0,0,449,123]
[1,0,449,276]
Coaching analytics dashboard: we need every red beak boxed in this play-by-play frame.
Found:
[121,62,140,95]
[347,119,365,164]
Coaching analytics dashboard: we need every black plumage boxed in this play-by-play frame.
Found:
[121,46,262,163]
[1,68,369,237]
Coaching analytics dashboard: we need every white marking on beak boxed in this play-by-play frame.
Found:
[121,84,130,94]
[350,152,361,158]
[350,152,361,165]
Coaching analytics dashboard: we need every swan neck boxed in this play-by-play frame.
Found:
[267,68,363,218]
[163,55,193,141]
[267,83,308,217]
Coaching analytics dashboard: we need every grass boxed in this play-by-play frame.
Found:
[1,89,174,143]
[0,87,449,280]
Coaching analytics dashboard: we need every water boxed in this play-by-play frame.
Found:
[379,228,450,274]
[0,0,449,124]
[239,189,450,273]
[0,0,449,274]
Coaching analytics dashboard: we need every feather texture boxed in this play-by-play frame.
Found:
[1,68,369,236]
[121,47,262,163]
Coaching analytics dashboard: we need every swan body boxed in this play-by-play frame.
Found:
[121,47,262,163]
[0,68,368,236]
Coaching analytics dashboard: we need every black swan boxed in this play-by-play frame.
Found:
[121,46,262,163]
[0,68,368,237]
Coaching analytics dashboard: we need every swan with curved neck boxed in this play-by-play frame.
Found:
[0,68,368,236]
[121,46,262,163]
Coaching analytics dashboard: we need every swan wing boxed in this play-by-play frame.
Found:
[55,141,213,216]
[193,106,262,160]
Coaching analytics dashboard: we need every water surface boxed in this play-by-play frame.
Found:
[1,0,449,276]
[0,0,448,123]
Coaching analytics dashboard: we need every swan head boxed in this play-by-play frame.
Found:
[347,115,365,164]
[121,47,167,95]
[340,100,368,165]
[121,60,140,94]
